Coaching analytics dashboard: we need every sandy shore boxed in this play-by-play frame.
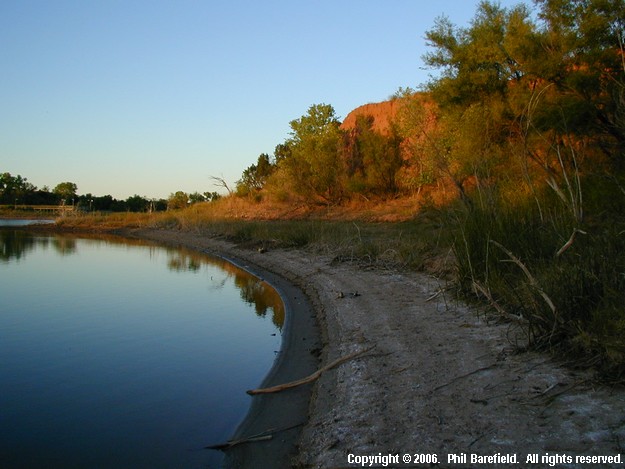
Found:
[128,228,624,468]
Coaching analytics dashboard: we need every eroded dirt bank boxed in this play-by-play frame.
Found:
[128,228,624,468]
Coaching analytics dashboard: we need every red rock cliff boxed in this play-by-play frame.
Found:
[340,99,403,134]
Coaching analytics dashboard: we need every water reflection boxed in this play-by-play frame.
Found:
[0,228,285,329]
[0,229,79,261]
[164,247,285,329]
[0,230,36,262]
[234,273,285,329]
[0,228,285,469]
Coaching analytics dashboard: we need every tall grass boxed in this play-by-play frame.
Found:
[452,175,625,380]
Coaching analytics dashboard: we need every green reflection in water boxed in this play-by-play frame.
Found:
[0,228,285,469]
[0,228,285,329]
[0,229,78,261]
[155,244,285,330]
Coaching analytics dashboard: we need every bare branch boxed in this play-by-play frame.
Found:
[209,175,233,196]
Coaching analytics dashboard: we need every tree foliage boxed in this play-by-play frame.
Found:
[0,173,38,203]
[424,0,625,164]
[237,153,276,195]
[342,115,404,195]
[53,182,78,202]
[282,103,344,203]
[420,0,625,374]
[167,191,190,210]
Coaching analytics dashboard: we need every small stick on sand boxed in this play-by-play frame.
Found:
[205,434,272,451]
[432,363,498,392]
[247,346,375,395]
[205,422,305,450]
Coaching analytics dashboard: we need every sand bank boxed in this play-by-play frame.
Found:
[128,228,625,469]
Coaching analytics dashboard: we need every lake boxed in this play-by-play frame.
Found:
[0,224,284,468]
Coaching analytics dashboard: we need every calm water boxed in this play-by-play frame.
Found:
[0,226,283,469]
[0,218,55,226]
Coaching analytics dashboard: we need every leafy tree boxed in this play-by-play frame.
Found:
[53,182,78,203]
[93,195,114,211]
[0,172,38,204]
[125,194,150,212]
[237,153,275,195]
[203,191,221,202]
[167,191,189,210]
[188,192,207,204]
[424,2,532,105]
[420,1,611,202]
[273,143,292,164]
[532,0,625,165]
[155,199,168,211]
[342,115,404,195]
[424,0,625,167]
[283,103,344,203]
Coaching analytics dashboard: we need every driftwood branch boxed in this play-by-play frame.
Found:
[247,346,375,395]
[205,422,304,451]
[205,434,272,451]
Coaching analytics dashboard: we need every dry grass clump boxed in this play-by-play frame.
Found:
[47,195,452,276]
[54,211,159,230]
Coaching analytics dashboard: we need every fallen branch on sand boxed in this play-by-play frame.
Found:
[205,434,272,451]
[432,363,499,392]
[247,346,375,395]
[205,422,304,451]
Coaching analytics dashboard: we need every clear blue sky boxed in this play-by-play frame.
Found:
[1,0,530,200]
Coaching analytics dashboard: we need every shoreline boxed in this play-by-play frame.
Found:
[121,228,323,468]
[19,224,625,467]
[125,228,625,469]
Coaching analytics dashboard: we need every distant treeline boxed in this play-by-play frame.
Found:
[0,172,220,212]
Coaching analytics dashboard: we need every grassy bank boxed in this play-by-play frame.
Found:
[53,201,453,274]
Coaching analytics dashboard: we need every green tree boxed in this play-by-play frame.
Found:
[424,0,625,166]
[125,194,149,212]
[424,1,535,107]
[94,195,114,211]
[188,192,206,204]
[420,3,533,200]
[53,182,78,204]
[283,103,344,203]
[203,191,221,202]
[343,115,404,196]
[0,172,38,204]
[273,143,292,164]
[237,153,275,194]
[533,0,625,164]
